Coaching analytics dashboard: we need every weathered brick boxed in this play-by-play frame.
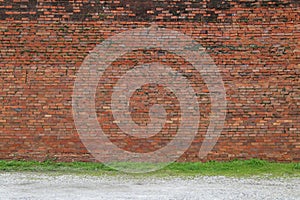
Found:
[0,0,299,162]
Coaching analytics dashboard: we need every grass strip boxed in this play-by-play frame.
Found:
[0,159,299,178]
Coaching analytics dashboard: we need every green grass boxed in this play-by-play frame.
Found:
[0,159,299,178]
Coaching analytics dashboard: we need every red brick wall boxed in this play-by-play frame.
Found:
[0,0,299,162]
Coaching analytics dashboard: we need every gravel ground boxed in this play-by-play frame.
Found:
[0,172,299,200]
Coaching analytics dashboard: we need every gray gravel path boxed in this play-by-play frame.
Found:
[0,172,299,200]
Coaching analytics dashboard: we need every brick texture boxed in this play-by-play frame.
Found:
[0,0,299,162]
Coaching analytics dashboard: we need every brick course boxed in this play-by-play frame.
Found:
[0,0,299,162]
